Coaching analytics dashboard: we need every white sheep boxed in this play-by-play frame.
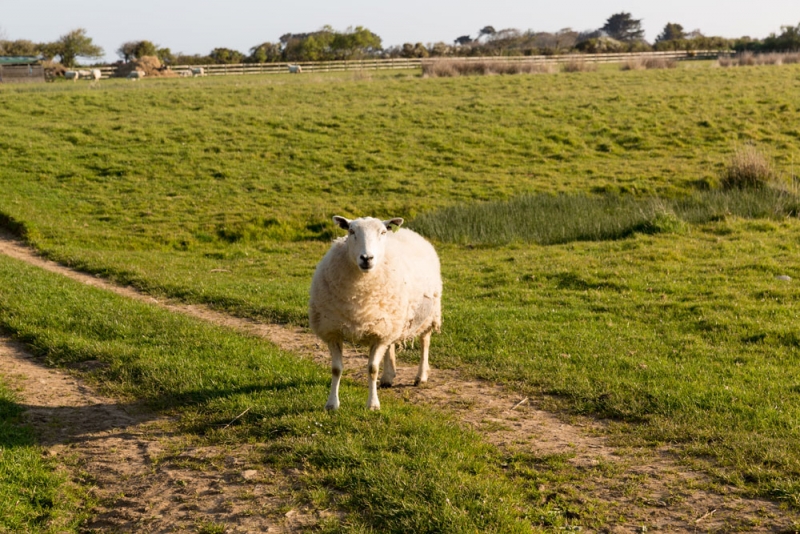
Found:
[126,70,145,81]
[190,67,205,77]
[90,69,102,81]
[309,216,442,410]
[288,64,303,73]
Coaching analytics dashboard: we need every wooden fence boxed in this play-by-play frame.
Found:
[93,50,721,79]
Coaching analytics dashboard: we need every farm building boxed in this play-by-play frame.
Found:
[0,56,45,83]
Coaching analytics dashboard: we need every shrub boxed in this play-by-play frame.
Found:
[720,145,775,190]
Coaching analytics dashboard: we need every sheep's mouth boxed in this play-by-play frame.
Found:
[358,261,374,271]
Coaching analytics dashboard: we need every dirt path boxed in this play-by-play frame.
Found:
[0,233,797,532]
[0,337,327,533]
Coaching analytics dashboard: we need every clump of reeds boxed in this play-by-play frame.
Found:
[720,145,775,189]
[561,58,597,73]
[718,51,800,68]
[620,57,678,71]
[421,59,555,77]
[409,188,800,246]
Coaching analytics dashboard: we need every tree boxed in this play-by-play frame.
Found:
[454,35,472,46]
[0,39,42,56]
[209,47,244,64]
[772,23,800,50]
[117,40,158,62]
[330,26,382,59]
[601,12,645,43]
[655,23,685,43]
[400,42,428,58]
[479,26,496,38]
[157,47,175,64]
[52,28,103,67]
[248,42,282,63]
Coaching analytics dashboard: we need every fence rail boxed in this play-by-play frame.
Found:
[94,51,721,79]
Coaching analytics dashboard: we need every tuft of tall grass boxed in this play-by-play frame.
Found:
[561,58,597,73]
[720,145,775,190]
[422,59,555,77]
[409,188,800,245]
[718,51,800,67]
[620,57,678,71]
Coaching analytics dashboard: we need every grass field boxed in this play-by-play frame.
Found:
[2,63,800,529]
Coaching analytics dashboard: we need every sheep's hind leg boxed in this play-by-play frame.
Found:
[367,343,389,410]
[414,330,432,386]
[379,344,396,388]
[325,341,344,410]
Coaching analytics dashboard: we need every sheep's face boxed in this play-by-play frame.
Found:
[333,216,403,273]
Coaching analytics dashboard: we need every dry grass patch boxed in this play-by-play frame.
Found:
[561,58,597,72]
[718,51,800,67]
[620,57,678,71]
[422,59,555,77]
[721,144,775,189]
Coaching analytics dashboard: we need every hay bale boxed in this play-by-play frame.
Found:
[114,56,177,78]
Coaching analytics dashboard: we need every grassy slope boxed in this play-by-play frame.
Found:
[1,65,800,507]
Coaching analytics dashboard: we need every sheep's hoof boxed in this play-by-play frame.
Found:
[325,402,339,411]
[379,380,393,389]
[368,405,381,411]
[414,377,427,386]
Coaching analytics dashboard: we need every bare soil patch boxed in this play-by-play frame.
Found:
[0,233,797,531]
[0,337,326,533]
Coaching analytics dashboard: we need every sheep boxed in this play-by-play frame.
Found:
[64,70,79,81]
[309,216,442,410]
[126,70,145,81]
[288,64,303,73]
[90,69,102,81]
[190,67,205,77]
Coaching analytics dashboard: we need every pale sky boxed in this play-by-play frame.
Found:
[1,0,798,63]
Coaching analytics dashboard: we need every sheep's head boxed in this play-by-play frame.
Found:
[333,216,404,272]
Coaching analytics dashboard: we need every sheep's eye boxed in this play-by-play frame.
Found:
[348,230,355,237]
[381,230,387,235]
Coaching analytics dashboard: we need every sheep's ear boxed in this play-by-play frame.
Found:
[383,218,404,229]
[333,216,351,230]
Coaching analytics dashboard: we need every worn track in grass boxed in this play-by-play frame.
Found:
[0,233,797,532]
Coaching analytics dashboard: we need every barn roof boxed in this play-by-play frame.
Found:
[0,56,40,65]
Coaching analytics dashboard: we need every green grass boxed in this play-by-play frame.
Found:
[0,379,90,533]
[2,64,800,521]
[433,218,800,504]
[0,254,543,532]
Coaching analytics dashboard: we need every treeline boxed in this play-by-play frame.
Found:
[1,16,799,67]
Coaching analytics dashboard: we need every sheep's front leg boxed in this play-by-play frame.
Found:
[325,341,344,410]
[367,342,389,410]
[414,330,432,386]
[379,344,396,388]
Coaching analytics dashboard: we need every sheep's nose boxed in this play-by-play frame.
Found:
[359,254,373,263]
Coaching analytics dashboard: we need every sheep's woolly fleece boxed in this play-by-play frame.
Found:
[309,221,442,346]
